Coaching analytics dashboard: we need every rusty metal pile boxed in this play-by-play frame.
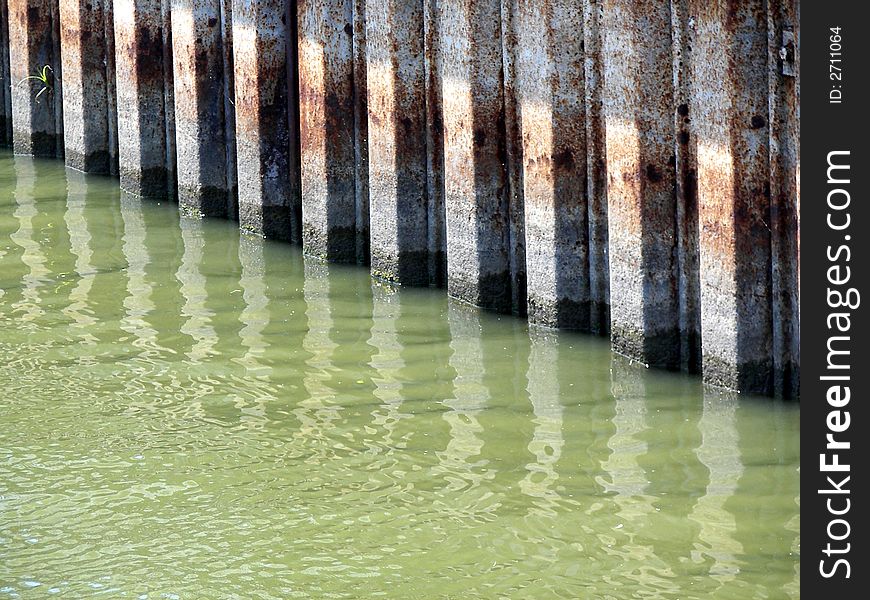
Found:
[0,0,800,398]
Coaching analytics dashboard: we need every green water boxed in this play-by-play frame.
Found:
[0,151,799,599]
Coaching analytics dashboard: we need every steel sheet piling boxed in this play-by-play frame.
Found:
[440,0,512,313]
[516,0,590,330]
[7,0,64,157]
[171,0,230,217]
[298,0,363,262]
[231,0,301,241]
[603,0,680,369]
[114,0,173,197]
[365,0,428,284]
[691,0,774,395]
[58,0,114,173]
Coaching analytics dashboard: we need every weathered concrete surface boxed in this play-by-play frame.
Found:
[500,0,526,316]
[7,0,64,157]
[440,0,512,313]
[603,0,679,369]
[59,0,116,173]
[691,0,773,395]
[423,0,446,286]
[298,0,365,262]
[232,0,301,241]
[516,0,589,330]
[671,0,701,372]
[0,0,12,146]
[171,0,230,217]
[0,0,801,398]
[365,0,428,284]
[582,0,609,335]
[114,0,173,197]
[767,0,799,398]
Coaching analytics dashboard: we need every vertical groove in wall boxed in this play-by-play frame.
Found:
[500,0,527,317]
[285,0,302,237]
[0,0,13,146]
[104,0,119,176]
[767,0,800,398]
[49,0,64,157]
[352,0,369,265]
[582,0,610,336]
[161,0,177,200]
[220,0,238,219]
[671,0,701,373]
[423,0,446,287]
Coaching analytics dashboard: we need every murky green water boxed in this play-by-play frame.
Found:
[0,150,799,598]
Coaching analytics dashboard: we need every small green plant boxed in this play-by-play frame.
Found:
[17,65,54,102]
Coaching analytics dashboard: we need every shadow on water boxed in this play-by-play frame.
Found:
[0,150,799,599]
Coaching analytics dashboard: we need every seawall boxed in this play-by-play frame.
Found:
[0,0,800,398]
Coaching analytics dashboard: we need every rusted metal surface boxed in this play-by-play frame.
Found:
[7,0,64,157]
[515,0,589,330]
[114,0,172,197]
[423,0,445,286]
[691,0,773,395]
[440,0,512,314]
[171,0,230,217]
[58,0,113,173]
[582,0,609,336]
[603,0,679,369]
[0,0,12,145]
[298,0,361,262]
[365,0,428,284]
[500,0,526,317]
[671,0,701,372]
[231,0,300,241]
[767,0,799,398]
